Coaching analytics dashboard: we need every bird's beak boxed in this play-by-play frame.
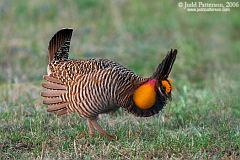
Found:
[157,86,172,101]
[167,93,172,101]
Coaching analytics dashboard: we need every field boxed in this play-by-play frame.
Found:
[0,0,240,159]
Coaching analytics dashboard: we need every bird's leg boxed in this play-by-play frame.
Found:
[90,119,115,140]
[87,119,94,137]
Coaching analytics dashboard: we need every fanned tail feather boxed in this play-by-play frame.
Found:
[41,75,70,116]
[48,28,73,63]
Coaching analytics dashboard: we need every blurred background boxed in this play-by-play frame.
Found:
[0,0,239,158]
[0,0,239,84]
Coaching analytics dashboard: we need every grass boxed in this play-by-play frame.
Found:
[0,0,240,159]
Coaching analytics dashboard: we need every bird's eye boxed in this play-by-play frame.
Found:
[161,86,166,91]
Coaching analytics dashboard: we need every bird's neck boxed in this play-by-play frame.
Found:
[132,79,157,110]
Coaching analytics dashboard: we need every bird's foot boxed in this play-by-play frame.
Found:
[89,119,117,140]
[104,133,116,141]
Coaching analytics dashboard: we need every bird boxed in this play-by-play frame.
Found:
[41,28,177,140]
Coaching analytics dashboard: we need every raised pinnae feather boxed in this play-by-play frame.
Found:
[48,28,73,63]
[161,49,177,79]
[152,49,177,80]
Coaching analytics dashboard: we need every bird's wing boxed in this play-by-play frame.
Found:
[41,73,92,116]
[41,69,112,117]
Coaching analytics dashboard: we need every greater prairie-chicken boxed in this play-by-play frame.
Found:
[41,28,177,140]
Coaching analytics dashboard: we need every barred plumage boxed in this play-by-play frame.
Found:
[41,29,177,139]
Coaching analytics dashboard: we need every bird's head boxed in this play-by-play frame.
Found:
[125,49,177,117]
[132,78,173,110]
